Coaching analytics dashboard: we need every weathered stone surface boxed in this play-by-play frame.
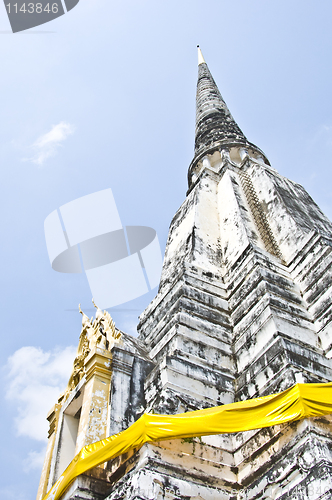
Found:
[59,471,111,500]
[38,53,332,500]
[109,332,154,435]
[121,57,332,499]
[102,169,332,498]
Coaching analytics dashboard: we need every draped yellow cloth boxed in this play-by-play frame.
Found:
[43,382,332,500]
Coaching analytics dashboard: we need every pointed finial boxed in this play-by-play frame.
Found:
[92,297,103,321]
[197,45,205,65]
[79,303,90,327]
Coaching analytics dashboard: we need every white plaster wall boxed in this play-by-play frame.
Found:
[56,414,79,479]
[218,170,250,269]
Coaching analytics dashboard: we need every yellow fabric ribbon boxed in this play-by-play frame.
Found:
[43,382,332,500]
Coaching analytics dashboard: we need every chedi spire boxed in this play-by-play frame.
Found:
[194,47,266,162]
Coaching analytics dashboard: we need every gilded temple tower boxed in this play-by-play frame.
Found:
[38,49,332,500]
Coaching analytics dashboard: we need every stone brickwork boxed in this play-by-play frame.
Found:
[38,51,332,500]
[104,54,332,500]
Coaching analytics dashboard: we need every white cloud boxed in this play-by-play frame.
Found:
[5,345,76,442]
[309,124,332,149]
[25,122,75,166]
[23,447,47,473]
[0,486,30,500]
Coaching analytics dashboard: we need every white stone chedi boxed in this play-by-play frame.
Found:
[38,48,332,500]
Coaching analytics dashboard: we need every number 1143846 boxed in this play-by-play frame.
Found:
[6,2,59,13]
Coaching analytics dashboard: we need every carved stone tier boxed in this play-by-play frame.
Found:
[37,52,332,500]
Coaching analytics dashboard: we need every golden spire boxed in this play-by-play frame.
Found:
[197,45,205,65]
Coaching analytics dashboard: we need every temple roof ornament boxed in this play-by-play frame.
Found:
[92,298,121,348]
[79,303,91,328]
[59,301,121,403]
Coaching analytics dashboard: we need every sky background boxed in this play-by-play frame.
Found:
[2,0,332,498]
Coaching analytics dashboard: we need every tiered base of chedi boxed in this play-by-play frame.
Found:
[38,49,332,500]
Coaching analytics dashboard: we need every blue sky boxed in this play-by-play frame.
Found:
[2,1,332,498]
